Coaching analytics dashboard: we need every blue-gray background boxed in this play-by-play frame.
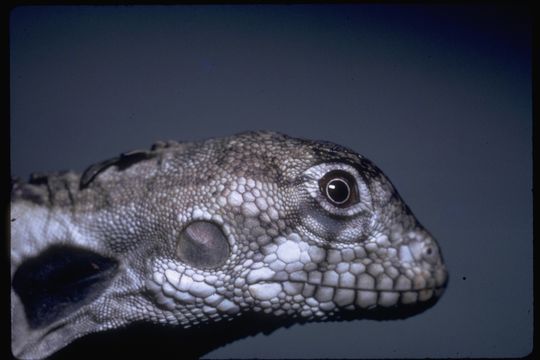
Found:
[10,5,532,358]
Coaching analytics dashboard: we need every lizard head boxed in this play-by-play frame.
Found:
[11,131,447,359]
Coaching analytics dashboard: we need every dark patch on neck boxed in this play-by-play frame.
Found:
[12,245,118,329]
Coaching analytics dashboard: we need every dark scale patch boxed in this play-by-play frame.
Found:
[80,150,156,190]
[351,158,386,181]
[150,140,180,151]
[12,184,48,205]
[29,172,50,185]
[12,245,118,329]
[12,172,77,206]
[12,176,45,204]
[309,139,359,159]
[46,173,79,206]
[213,140,285,182]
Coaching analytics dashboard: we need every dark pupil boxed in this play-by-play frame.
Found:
[326,178,350,204]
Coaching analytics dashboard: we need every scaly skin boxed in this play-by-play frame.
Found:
[11,131,447,359]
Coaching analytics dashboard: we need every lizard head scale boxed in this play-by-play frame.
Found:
[11,131,448,359]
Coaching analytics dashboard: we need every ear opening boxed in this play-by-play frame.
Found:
[12,245,119,329]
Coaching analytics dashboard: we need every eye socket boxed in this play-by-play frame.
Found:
[304,163,371,219]
[318,170,360,207]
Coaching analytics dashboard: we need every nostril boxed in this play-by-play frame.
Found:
[422,243,440,265]
[404,237,441,264]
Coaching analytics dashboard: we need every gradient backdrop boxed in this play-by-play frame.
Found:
[10,5,532,358]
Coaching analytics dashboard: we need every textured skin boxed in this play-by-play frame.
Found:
[11,131,447,359]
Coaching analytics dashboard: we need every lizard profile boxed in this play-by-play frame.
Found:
[11,131,448,359]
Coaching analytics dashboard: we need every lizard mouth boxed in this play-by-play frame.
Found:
[248,279,446,311]
[277,279,447,294]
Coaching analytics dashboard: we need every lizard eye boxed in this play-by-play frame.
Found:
[303,163,372,218]
[319,170,359,207]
